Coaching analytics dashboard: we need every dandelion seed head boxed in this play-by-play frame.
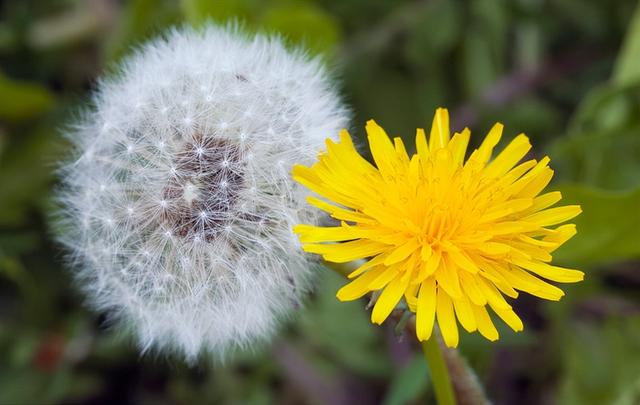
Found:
[55,24,348,361]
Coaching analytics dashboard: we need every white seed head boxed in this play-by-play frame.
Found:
[55,25,348,361]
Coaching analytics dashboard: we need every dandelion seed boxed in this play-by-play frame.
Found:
[55,24,348,360]
[293,108,583,347]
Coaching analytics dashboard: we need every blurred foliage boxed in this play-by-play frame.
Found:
[182,0,341,55]
[0,71,53,121]
[1,0,640,404]
[559,318,640,405]
[555,185,640,266]
[383,354,430,405]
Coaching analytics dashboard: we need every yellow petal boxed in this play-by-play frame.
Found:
[482,269,519,299]
[415,127,429,157]
[369,263,402,290]
[417,249,441,281]
[384,238,420,265]
[447,249,480,274]
[435,255,462,299]
[393,137,410,165]
[436,288,459,347]
[523,191,562,215]
[453,295,477,332]
[371,276,409,324]
[479,198,533,223]
[294,223,368,243]
[459,272,487,306]
[448,128,471,166]
[474,257,519,299]
[347,252,389,279]
[303,239,389,263]
[513,259,585,283]
[498,265,565,301]
[432,148,454,183]
[472,304,499,341]
[477,242,512,257]
[366,120,399,180]
[336,266,387,301]
[421,242,432,261]
[404,282,420,312]
[488,304,524,332]
[517,167,554,198]
[306,196,376,224]
[542,224,577,252]
[487,221,539,236]
[429,107,451,151]
[328,129,378,175]
[416,278,437,341]
[484,134,531,178]
[293,165,355,208]
[517,234,559,249]
[506,157,550,196]
[522,205,582,227]
[509,241,553,262]
[473,122,503,165]
[476,276,511,309]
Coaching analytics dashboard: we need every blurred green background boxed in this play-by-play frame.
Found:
[1,0,640,404]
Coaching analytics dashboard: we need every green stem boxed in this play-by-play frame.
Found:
[421,333,456,405]
[323,260,461,404]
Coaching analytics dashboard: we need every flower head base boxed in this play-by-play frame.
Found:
[55,25,348,360]
[293,108,583,347]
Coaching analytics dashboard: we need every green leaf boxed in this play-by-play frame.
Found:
[181,0,258,26]
[566,84,640,135]
[614,2,640,86]
[552,184,640,267]
[261,3,341,56]
[460,30,498,98]
[0,232,38,256]
[103,0,179,63]
[298,270,391,377]
[550,128,640,191]
[0,72,54,121]
[550,84,640,193]
[345,63,425,143]
[482,97,562,143]
[470,0,508,49]
[559,318,640,405]
[0,123,63,226]
[382,354,430,405]
[404,0,460,67]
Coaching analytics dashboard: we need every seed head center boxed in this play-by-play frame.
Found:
[182,181,201,205]
[161,135,245,242]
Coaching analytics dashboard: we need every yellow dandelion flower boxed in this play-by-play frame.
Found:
[292,108,584,347]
